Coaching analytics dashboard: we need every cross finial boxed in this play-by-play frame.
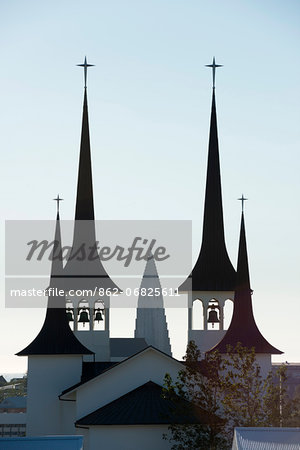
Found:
[53,194,64,213]
[205,57,223,89]
[238,194,248,212]
[77,56,95,89]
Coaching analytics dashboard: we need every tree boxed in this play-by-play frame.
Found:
[163,341,299,449]
[162,340,229,450]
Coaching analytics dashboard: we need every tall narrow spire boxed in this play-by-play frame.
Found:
[135,256,172,355]
[75,58,94,220]
[63,59,120,290]
[180,59,235,291]
[208,210,282,354]
[17,206,93,356]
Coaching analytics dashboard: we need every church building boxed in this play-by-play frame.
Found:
[16,58,282,449]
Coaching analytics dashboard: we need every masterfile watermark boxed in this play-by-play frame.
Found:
[26,237,170,267]
[5,219,192,308]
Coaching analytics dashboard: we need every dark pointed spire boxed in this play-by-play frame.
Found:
[63,59,120,290]
[208,210,282,354]
[180,60,235,291]
[75,57,95,220]
[75,87,94,220]
[50,195,64,280]
[17,207,93,356]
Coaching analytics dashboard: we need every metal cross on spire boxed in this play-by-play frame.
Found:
[238,194,248,212]
[205,57,223,89]
[53,194,64,213]
[77,56,95,89]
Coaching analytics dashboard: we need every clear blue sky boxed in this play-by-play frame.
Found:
[0,0,299,373]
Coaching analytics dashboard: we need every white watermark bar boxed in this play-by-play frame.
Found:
[5,220,192,308]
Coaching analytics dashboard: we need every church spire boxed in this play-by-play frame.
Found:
[63,58,120,290]
[208,206,282,354]
[17,202,93,356]
[135,256,172,355]
[75,57,94,220]
[180,58,235,291]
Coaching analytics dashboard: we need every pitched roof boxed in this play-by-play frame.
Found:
[81,361,117,383]
[209,212,282,355]
[76,381,212,426]
[233,427,300,450]
[180,89,235,292]
[60,346,183,398]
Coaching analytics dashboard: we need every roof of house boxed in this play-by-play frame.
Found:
[60,346,182,398]
[232,427,300,450]
[0,396,27,409]
[76,380,215,426]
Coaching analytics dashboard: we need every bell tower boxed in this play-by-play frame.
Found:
[208,204,282,376]
[17,204,93,436]
[179,58,236,353]
[63,57,121,360]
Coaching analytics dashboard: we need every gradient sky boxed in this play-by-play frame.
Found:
[0,0,299,373]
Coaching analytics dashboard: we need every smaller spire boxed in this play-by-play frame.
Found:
[207,210,282,355]
[238,194,248,213]
[16,206,93,356]
[205,57,223,89]
[77,56,94,89]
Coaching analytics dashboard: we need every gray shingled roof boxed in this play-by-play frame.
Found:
[76,381,214,426]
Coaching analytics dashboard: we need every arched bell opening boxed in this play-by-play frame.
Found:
[207,299,221,330]
[65,299,74,331]
[93,300,105,331]
[77,299,91,331]
[192,299,204,330]
[223,298,234,330]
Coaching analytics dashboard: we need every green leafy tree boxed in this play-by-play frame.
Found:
[221,343,267,428]
[163,340,229,450]
[163,341,299,449]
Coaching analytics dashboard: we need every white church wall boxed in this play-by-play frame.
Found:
[60,400,77,435]
[189,329,227,354]
[75,349,182,420]
[26,355,82,436]
[74,330,110,361]
[88,425,171,450]
[256,354,272,378]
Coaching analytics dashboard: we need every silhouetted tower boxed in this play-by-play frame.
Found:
[179,58,236,352]
[17,203,93,436]
[63,58,120,360]
[208,204,282,375]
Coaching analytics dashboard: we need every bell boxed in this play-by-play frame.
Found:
[207,306,220,328]
[95,308,103,322]
[78,308,89,326]
[66,308,74,322]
